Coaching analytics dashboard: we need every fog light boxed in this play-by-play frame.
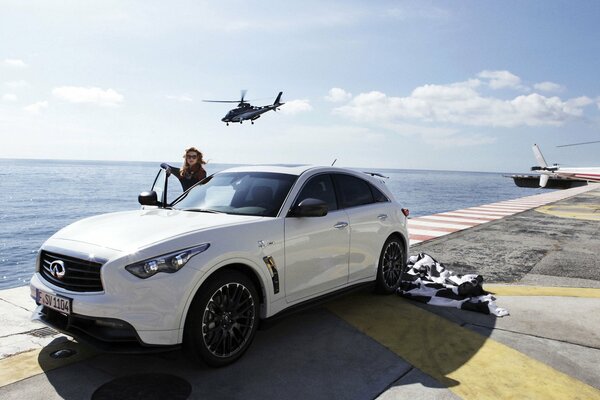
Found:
[95,320,127,329]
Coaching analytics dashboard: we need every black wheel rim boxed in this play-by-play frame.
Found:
[382,241,404,288]
[202,282,256,358]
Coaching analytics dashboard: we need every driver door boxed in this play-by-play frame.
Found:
[284,174,350,303]
[150,168,183,207]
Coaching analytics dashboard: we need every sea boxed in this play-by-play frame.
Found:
[0,158,550,290]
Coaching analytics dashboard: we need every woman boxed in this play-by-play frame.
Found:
[162,147,207,191]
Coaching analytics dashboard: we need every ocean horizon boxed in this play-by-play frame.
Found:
[0,158,549,290]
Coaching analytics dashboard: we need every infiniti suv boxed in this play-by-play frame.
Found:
[30,165,409,366]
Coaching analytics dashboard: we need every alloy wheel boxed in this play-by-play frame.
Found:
[201,282,256,358]
[382,241,404,288]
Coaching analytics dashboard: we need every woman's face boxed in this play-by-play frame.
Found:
[186,152,199,166]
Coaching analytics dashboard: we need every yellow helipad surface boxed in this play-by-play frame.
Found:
[536,203,600,221]
[327,292,600,400]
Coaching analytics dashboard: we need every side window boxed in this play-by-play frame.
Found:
[296,174,338,211]
[167,174,183,204]
[334,174,375,208]
[370,184,389,203]
[150,169,183,205]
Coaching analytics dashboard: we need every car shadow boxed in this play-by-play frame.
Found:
[34,287,495,400]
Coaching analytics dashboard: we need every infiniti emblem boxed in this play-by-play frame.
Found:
[49,260,66,279]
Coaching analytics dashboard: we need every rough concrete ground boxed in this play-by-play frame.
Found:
[411,189,600,284]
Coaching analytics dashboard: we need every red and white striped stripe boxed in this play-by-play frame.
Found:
[408,184,597,245]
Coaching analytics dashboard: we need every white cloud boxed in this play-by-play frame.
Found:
[166,94,193,102]
[24,101,48,114]
[5,80,30,88]
[478,70,524,90]
[3,59,28,68]
[325,88,352,102]
[280,99,312,115]
[424,133,497,147]
[534,81,564,93]
[52,86,124,107]
[2,94,17,102]
[333,73,593,128]
[378,120,496,148]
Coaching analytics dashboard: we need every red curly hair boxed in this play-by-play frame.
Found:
[181,146,206,179]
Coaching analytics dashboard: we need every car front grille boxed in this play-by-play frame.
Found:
[40,251,104,292]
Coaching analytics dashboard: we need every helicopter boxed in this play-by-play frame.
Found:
[203,91,284,125]
[532,143,600,187]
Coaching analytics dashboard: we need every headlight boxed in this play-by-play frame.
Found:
[125,243,210,279]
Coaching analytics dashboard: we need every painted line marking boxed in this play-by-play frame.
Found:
[407,223,463,233]
[421,215,490,224]
[408,220,473,230]
[408,228,451,237]
[409,234,438,242]
[477,204,531,210]
[409,186,598,245]
[460,208,515,217]
[536,204,600,222]
[441,212,501,220]
[326,293,600,400]
[486,285,600,298]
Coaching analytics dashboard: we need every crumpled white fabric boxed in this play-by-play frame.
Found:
[398,253,509,317]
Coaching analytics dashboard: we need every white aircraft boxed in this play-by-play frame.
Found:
[532,144,600,187]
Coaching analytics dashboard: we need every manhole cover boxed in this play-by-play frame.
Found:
[30,327,58,338]
[92,374,192,400]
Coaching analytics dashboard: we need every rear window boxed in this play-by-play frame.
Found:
[334,174,375,208]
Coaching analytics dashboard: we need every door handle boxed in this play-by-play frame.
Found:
[377,214,388,220]
[334,222,349,229]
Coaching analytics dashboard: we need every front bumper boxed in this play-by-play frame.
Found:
[32,305,179,353]
[29,260,204,347]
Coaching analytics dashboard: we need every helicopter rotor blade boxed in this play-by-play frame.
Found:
[240,89,247,103]
[557,140,600,148]
[202,100,241,103]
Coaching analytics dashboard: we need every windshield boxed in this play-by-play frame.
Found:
[173,172,297,217]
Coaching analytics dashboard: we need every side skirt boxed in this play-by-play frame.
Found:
[259,281,375,330]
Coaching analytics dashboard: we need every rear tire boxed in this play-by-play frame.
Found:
[375,236,406,294]
[184,270,259,367]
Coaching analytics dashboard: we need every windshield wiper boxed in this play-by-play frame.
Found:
[182,208,222,214]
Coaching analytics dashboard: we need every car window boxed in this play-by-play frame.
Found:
[151,169,183,205]
[173,172,297,217]
[295,174,338,211]
[334,174,375,208]
[370,185,389,203]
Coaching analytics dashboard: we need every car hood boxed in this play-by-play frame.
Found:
[51,209,263,252]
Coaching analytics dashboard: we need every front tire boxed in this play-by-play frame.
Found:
[184,270,259,367]
[375,236,406,294]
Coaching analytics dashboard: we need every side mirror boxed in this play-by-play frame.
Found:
[138,191,158,206]
[289,198,328,217]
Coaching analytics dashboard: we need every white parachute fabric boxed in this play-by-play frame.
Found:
[397,253,509,317]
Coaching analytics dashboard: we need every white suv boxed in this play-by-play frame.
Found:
[30,165,409,366]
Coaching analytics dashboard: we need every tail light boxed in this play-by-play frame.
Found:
[401,208,410,217]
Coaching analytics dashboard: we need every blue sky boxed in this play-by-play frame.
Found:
[1,1,599,172]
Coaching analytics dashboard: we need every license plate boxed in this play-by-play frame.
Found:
[36,289,72,315]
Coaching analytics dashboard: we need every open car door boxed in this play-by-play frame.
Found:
[139,165,184,208]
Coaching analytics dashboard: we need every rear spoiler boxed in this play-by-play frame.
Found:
[362,171,389,179]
